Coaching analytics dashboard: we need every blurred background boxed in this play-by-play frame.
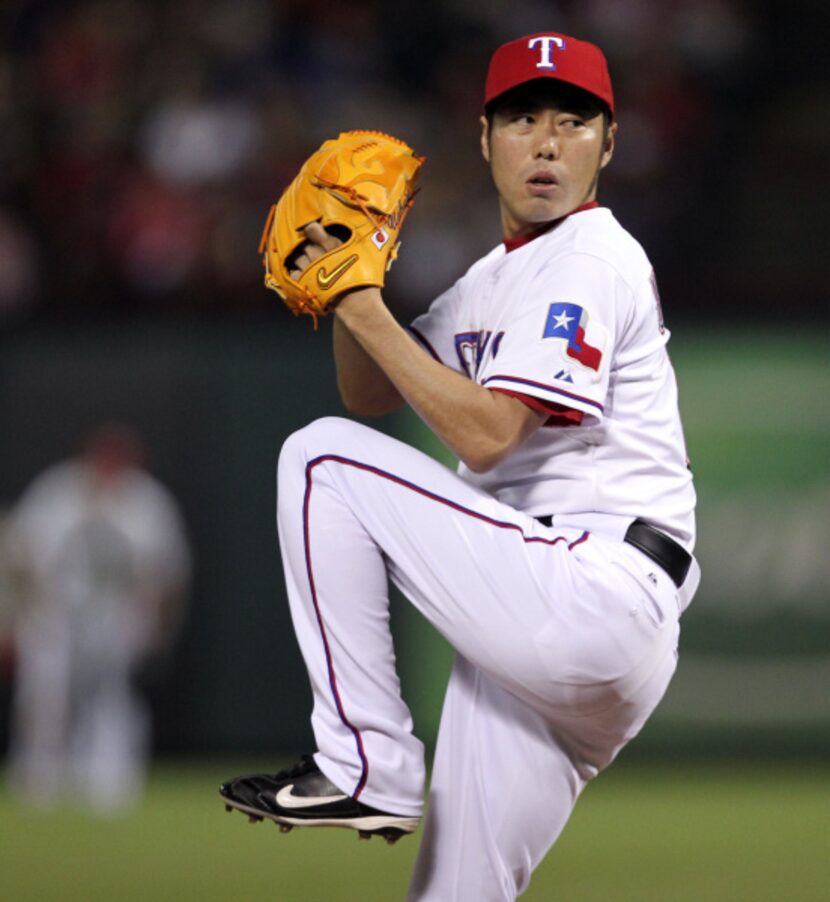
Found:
[0,0,828,897]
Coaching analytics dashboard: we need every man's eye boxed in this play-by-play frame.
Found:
[511,113,534,124]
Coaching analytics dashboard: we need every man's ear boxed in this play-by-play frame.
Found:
[480,115,490,163]
[600,120,617,170]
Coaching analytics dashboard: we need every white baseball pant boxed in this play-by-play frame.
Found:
[277,417,685,901]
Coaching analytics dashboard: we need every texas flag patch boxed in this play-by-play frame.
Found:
[543,302,603,371]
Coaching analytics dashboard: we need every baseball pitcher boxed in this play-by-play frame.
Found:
[221,31,699,902]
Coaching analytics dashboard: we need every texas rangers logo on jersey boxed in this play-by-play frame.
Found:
[543,302,603,371]
[455,330,504,378]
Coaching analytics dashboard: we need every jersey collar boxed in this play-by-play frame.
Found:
[503,201,600,253]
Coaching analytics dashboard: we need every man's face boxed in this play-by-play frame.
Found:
[481,83,616,239]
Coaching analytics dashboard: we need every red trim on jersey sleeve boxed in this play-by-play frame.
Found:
[490,388,585,427]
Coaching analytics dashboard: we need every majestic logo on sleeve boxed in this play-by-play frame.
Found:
[543,302,603,371]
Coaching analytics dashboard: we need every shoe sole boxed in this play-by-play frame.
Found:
[220,792,420,841]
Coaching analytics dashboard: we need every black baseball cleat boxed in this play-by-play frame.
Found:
[219,755,420,844]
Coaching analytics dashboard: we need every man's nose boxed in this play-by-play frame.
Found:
[534,124,559,159]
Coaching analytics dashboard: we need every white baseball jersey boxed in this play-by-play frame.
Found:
[14,462,190,620]
[409,205,696,549]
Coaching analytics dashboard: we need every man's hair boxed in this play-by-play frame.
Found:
[485,79,611,139]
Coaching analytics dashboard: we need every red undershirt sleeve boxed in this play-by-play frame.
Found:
[490,388,585,427]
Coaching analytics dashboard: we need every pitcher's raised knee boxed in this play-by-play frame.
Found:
[278,416,379,477]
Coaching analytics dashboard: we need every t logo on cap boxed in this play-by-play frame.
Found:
[528,35,565,70]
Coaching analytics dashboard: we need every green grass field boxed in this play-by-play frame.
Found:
[1,760,828,901]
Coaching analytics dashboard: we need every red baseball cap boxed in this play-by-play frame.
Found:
[484,32,614,117]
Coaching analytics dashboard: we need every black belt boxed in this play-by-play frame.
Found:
[535,515,691,588]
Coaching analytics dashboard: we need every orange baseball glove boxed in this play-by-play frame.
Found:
[259,131,425,326]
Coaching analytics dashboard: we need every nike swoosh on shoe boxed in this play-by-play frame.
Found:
[275,783,349,809]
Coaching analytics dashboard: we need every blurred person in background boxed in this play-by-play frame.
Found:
[4,423,191,815]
